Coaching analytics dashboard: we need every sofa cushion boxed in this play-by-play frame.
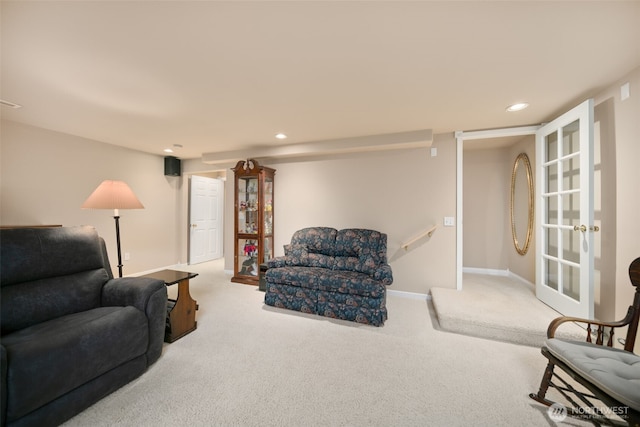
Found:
[1,269,110,335]
[2,306,149,421]
[290,227,338,255]
[266,266,324,290]
[284,244,335,269]
[333,255,377,275]
[335,229,388,265]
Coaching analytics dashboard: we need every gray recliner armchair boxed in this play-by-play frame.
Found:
[1,226,167,427]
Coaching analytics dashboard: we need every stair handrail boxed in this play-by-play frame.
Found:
[400,225,437,251]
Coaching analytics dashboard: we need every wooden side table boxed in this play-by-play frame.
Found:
[139,269,198,343]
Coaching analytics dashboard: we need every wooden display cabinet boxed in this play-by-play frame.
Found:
[231,159,275,285]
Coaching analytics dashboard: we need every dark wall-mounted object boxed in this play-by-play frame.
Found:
[164,156,181,176]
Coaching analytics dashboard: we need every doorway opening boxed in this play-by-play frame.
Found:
[455,126,539,290]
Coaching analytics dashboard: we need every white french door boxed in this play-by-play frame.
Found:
[535,99,595,319]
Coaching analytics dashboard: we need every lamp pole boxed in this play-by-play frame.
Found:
[113,208,123,278]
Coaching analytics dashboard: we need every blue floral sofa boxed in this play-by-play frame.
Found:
[264,227,393,326]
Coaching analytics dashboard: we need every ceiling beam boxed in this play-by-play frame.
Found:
[201,129,433,165]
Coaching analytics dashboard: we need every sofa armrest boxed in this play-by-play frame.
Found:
[267,256,287,268]
[101,277,167,365]
[374,264,393,285]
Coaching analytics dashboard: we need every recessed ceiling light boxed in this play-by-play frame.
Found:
[164,148,174,153]
[506,103,529,112]
[275,133,287,140]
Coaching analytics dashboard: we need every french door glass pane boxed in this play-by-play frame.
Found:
[562,120,580,156]
[547,163,558,193]
[546,259,558,290]
[546,131,558,162]
[563,156,580,191]
[562,264,580,301]
[560,227,580,264]
[546,194,558,224]
[547,227,558,257]
[562,193,580,227]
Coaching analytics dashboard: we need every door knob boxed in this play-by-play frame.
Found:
[574,224,587,232]
[191,224,197,228]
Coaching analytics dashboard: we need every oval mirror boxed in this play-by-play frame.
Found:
[510,153,534,255]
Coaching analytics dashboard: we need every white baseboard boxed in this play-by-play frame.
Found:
[463,266,509,276]
[127,263,189,277]
[387,289,431,301]
[463,267,534,287]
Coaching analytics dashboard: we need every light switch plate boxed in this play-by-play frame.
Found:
[621,82,630,101]
[444,216,455,227]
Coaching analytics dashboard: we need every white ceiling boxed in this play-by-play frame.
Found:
[2,1,639,160]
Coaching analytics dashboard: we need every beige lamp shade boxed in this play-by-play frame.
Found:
[81,180,144,213]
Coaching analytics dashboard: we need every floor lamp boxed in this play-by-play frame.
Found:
[81,180,144,277]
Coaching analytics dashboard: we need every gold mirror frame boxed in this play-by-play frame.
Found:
[510,153,534,255]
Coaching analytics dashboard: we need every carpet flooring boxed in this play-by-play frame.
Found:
[61,260,591,426]
[431,272,586,347]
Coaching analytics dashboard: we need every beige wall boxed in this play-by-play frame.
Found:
[0,121,184,276]
[463,146,511,271]
[186,133,458,294]
[594,66,640,320]
[462,136,535,282]
[2,66,638,303]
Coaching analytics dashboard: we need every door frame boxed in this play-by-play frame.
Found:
[188,174,225,264]
[455,125,540,290]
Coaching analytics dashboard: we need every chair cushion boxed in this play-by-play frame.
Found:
[2,306,149,421]
[545,338,640,411]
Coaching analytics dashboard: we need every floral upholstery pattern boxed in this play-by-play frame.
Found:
[317,290,387,326]
[264,283,316,314]
[291,227,338,254]
[264,227,392,326]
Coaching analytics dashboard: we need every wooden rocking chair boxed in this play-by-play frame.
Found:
[530,257,640,426]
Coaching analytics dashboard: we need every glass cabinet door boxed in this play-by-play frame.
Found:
[237,177,259,235]
[237,238,259,277]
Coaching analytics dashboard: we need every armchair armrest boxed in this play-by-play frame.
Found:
[374,264,393,286]
[101,277,168,364]
[547,306,636,349]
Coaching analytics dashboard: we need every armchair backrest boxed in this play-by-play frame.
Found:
[0,226,112,335]
[624,257,640,351]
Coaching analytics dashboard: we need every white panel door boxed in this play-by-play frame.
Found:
[536,99,595,318]
[190,175,223,264]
